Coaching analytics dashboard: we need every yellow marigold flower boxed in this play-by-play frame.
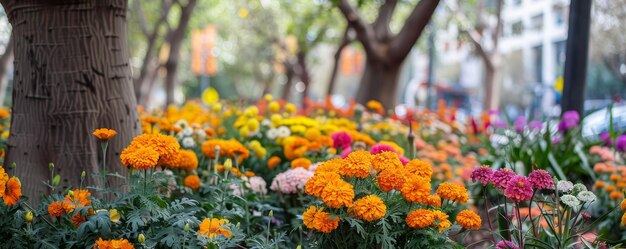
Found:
[405,159,433,179]
[267,156,281,170]
[621,199,626,211]
[366,100,383,114]
[291,157,312,169]
[268,101,280,113]
[184,175,201,190]
[456,210,481,230]
[340,150,372,178]
[349,195,386,222]
[401,175,431,203]
[426,195,442,208]
[314,158,343,174]
[285,103,297,114]
[371,151,402,172]
[406,209,435,229]
[92,128,117,141]
[302,206,340,233]
[0,165,8,197]
[120,146,159,169]
[436,182,469,203]
[2,177,21,206]
[199,218,232,239]
[320,179,354,208]
[283,136,309,160]
[610,191,623,200]
[109,209,121,223]
[432,210,451,232]
[48,201,66,217]
[377,168,407,192]
[304,128,321,141]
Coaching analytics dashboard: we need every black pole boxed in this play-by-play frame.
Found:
[561,0,592,116]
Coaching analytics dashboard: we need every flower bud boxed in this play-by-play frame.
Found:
[268,210,274,218]
[25,211,34,223]
[138,233,145,243]
[224,159,233,171]
[109,209,120,223]
[52,175,61,186]
[11,162,15,170]
[67,190,75,198]
[48,163,54,171]
[184,223,190,232]
[81,171,86,179]
[296,245,301,249]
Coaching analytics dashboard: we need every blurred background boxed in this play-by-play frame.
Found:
[0,0,622,121]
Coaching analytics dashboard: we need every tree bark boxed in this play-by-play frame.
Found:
[296,51,310,106]
[0,32,14,105]
[327,27,352,96]
[163,0,197,108]
[356,58,401,108]
[1,0,141,201]
[282,62,295,101]
[483,65,499,111]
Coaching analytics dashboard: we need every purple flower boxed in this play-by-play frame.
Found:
[558,111,580,132]
[491,168,517,190]
[528,169,553,190]
[471,166,494,187]
[504,176,534,202]
[616,135,626,152]
[528,121,543,131]
[496,240,520,249]
[370,143,397,154]
[513,116,527,133]
[492,121,508,129]
[552,135,563,144]
[331,131,352,149]
[600,132,612,146]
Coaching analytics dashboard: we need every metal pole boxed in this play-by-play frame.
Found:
[561,0,592,115]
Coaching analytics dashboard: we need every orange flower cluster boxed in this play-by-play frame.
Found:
[94,238,134,249]
[161,149,199,171]
[621,199,626,226]
[436,182,469,203]
[201,139,249,160]
[267,156,281,170]
[593,163,626,200]
[0,166,22,206]
[184,174,201,190]
[291,157,312,169]
[371,151,402,172]
[120,133,180,169]
[415,138,480,182]
[283,136,309,160]
[303,206,340,233]
[366,100,384,115]
[199,218,232,238]
[339,150,372,178]
[455,210,481,230]
[47,189,93,222]
[406,209,435,229]
[348,195,386,222]
[92,128,117,141]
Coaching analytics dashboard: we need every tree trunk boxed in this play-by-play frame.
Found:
[0,32,14,105]
[356,58,400,108]
[296,51,310,106]
[282,63,294,101]
[327,42,349,96]
[1,0,141,201]
[483,66,499,111]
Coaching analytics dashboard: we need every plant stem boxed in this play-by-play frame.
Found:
[101,141,109,190]
[482,187,495,243]
[515,202,524,248]
[143,169,148,195]
[528,190,537,238]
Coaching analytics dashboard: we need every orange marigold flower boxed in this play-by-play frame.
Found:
[314,158,343,174]
[283,137,309,160]
[291,157,312,169]
[340,150,372,178]
[201,139,223,158]
[120,146,159,169]
[622,213,626,226]
[126,133,180,163]
[320,179,354,208]
[199,218,232,239]
[71,213,87,227]
[432,210,451,232]
[92,128,117,141]
[230,167,242,177]
[371,151,402,172]
[184,175,201,190]
[610,191,623,200]
[405,159,433,179]
[606,185,617,193]
[377,168,406,192]
[426,195,442,208]
[303,206,318,229]
[0,107,9,119]
[436,182,469,203]
[0,165,8,197]
[305,172,341,197]
[3,176,22,206]
[610,174,621,182]
[94,238,135,249]
[456,210,481,230]
[401,175,431,203]
[244,171,255,177]
[64,189,92,208]
[48,201,66,217]
[267,156,281,170]
[621,199,626,211]
[406,209,435,229]
[349,195,386,222]
[178,149,199,171]
[308,207,340,233]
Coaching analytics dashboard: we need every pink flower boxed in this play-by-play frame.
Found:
[399,156,409,165]
[331,131,352,149]
[527,169,553,190]
[491,168,517,190]
[370,143,397,154]
[495,240,519,249]
[248,176,267,195]
[471,166,493,187]
[340,147,353,158]
[270,168,314,194]
[504,176,533,202]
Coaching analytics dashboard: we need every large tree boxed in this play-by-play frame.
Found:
[337,0,439,108]
[0,0,141,201]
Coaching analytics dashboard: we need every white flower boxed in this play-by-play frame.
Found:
[195,129,207,139]
[560,194,580,207]
[182,137,196,148]
[571,183,587,195]
[277,126,291,138]
[182,127,194,136]
[175,119,188,128]
[261,119,272,126]
[576,191,596,203]
[557,180,574,192]
[266,128,278,140]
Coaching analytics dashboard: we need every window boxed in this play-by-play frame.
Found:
[531,14,544,32]
[533,45,543,83]
[511,21,524,36]
[553,4,566,25]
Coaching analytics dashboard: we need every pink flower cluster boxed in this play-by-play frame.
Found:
[589,145,616,162]
[331,131,352,150]
[270,167,314,194]
[471,167,554,202]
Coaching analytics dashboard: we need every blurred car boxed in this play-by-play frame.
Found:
[582,103,626,139]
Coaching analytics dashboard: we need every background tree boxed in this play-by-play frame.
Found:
[0,0,141,201]
[590,0,626,99]
[336,0,439,108]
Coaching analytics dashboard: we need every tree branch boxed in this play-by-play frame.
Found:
[491,0,503,50]
[389,0,440,63]
[373,0,398,40]
[337,0,384,61]
[133,0,150,36]
[463,29,493,69]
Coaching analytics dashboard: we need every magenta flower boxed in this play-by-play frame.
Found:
[495,240,520,249]
[599,132,612,146]
[504,176,534,202]
[491,168,517,190]
[370,143,397,154]
[340,146,353,158]
[528,121,543,131]
[331,131,352,149]
[558,111,580,132]
[616,135,626,152]
[513,116,526,133]
[471,166,494,187]
[399,156,409,165]
[527,169,553,190]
